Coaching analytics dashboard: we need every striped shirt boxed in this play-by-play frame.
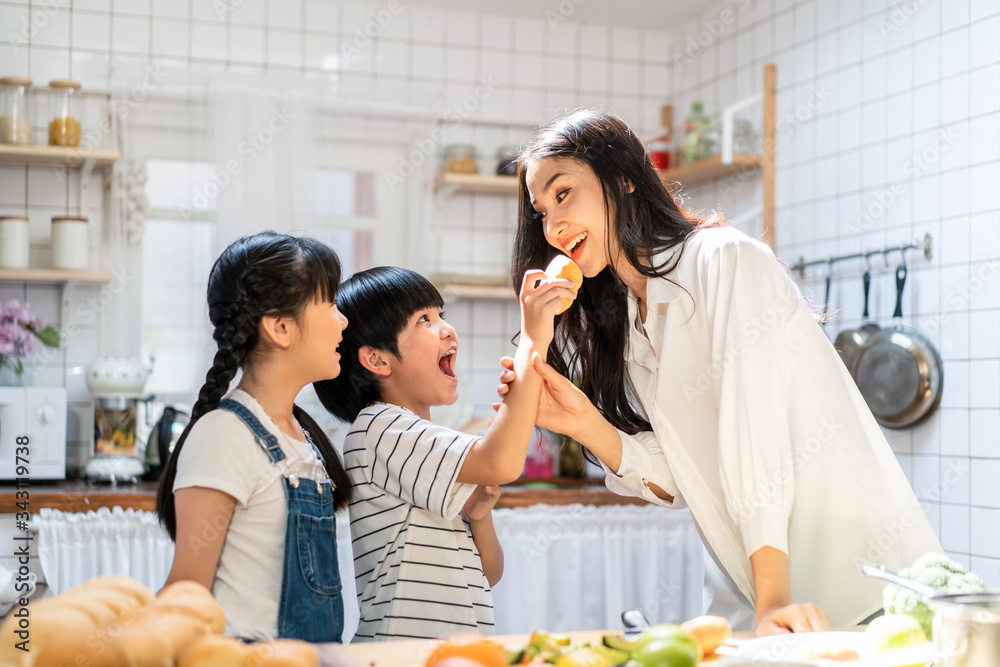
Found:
[344,403,495,642]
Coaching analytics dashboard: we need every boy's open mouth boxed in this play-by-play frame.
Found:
[438,348,456,378]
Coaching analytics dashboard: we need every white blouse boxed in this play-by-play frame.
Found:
[602,226,942,626]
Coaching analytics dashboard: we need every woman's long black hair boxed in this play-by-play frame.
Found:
[313,267,444,424]
[512,109,720,437]
[156,231,352,541]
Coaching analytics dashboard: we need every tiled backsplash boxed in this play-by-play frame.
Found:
[673,0,1000,585]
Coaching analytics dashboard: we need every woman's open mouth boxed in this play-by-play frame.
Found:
[564,231,588,261]
[438,349,457,378]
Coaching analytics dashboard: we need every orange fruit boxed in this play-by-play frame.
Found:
[425,635,508,667]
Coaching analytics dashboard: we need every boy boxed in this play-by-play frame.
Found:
[315,265,574,641]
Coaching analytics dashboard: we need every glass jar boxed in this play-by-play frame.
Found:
[0,217,30,269]
[442,144,479,175]
[48,79,82,147]
[495,145,519,176]
[0,77,33,145]
[51,216,89,270]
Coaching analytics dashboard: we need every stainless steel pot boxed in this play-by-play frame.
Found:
[834,269,880,376]
[853,264,943,428]
[863,565,1000,666]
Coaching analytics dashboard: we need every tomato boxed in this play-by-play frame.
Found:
[425,635,508,667]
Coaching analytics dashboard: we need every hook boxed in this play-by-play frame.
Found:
[881,249,891,272]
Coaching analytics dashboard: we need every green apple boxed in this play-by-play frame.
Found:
[633,639,700,667]
[636,624,701,657]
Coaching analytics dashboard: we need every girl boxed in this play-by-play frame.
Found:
[500,110,942,635]
[156,231,352,642]
[314,266,573,641]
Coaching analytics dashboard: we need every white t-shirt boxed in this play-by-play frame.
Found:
[173,388,330,640]
[346,403,494,641]
[602,226,942,626]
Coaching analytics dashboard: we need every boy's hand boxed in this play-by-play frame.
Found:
[494,355,591,440]
[462,485,502,522]
[519,270,577,352]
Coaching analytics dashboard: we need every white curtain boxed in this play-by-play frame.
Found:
[491,504,705,635]
[35,507,174,595]
[210,74,316,255]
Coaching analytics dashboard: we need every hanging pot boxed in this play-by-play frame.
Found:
[834,269,880,377]
[853,264,943,429]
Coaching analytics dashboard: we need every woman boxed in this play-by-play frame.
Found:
[501,110,942,635]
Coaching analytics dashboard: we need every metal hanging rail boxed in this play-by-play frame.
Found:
[790,233,933,276]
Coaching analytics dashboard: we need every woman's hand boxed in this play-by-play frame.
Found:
[493,355,593,440]
[462,485,502,522]
[755,602,831,636]
[519,270,576,353]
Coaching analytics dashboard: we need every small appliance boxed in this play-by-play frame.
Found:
[0,387,67,480]
[83,356,152,483]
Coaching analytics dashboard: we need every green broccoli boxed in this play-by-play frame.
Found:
[882,553,986,637]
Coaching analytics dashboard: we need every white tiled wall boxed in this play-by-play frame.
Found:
[0,1,675,467]
[673,0,1000,580]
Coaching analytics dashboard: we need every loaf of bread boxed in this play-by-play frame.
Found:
[102,612,210,667]
[178,636,319,667]
[245,639,319,667]
[0,575,227,667]
[544,255,583,314]
[178,635,248,667]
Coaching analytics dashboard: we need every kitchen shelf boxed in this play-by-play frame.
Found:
[429,273,515,301]
[0,144,119,168]
[433,173,518,195]
[658,153,762,187]
[0,269,115,283]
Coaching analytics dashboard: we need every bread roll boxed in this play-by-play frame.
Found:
[103,611,210,667]
[152,584,226,635]
[246,639,319,667]
[544,255,583,314]
[0,602,95,667]
[178,635,248,667]
[82,575,156,608]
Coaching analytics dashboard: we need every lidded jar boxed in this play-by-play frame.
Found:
[0,216,30,269]
[48,79,82,147]
[0,76,33,145]
[51,216,89,270]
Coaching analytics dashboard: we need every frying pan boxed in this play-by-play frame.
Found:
[853,264,943,429]
[834,269,880,377]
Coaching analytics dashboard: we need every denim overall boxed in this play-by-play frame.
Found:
[218,399,344,643]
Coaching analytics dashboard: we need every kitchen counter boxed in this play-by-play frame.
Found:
[0,478,646,514]
[335,629,759,666]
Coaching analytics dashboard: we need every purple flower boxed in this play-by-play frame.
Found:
[0,300,53,370]
[0,321,19,355]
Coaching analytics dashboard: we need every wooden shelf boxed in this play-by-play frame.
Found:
[429,273,515,300]
[0,269,116,283]
[433,172,518,195]
[658,153,762,187]
[0,144,119,168]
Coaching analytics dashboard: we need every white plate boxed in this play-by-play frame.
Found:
[736,631,932,666]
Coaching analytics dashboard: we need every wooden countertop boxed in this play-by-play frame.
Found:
[0,478,646,514]
[336,629,754,666]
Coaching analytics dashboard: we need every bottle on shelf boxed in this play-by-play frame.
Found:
[645,104,673,171]
[683,101,710,165]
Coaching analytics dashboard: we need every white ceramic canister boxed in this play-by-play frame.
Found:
[51,215,89,270]
[0,216,29,269]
